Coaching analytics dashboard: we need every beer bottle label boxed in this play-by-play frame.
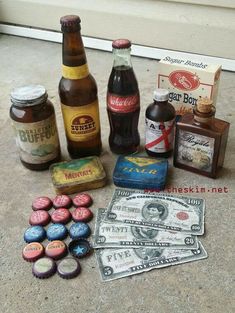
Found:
[145,118,175,153]
[107,93,139,113]
[62,63,89,80]
[61,100,100,142]
[12,115,60,164]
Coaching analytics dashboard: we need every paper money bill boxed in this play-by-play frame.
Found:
[96,242,207,282]
[105,189,205,235]
[93,208,198,249]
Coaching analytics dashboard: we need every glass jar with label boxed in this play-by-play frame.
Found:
[10,85,61,170]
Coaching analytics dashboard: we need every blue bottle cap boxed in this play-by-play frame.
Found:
[24,225,46,243]
[46,223,68,241]
[68,239,92,258]
[69,222,91,240]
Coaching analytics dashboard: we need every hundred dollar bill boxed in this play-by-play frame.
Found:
[96,241,207,282]
[105,189,205,235]
[93,208,198,249]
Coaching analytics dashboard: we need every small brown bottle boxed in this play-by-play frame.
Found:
[59,15,102,158]
[10,85,61,170]
[174,97,230,178]
[145,89,175,158]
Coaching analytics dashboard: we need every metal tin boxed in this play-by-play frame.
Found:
[113,156,168,191]
[50,156,106,195]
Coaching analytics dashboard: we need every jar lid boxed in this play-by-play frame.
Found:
[10,85,48,107]
[153,89,169,102]
[112,39,131,49]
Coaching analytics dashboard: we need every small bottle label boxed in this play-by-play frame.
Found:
[61,101,100,142]
[145,118,175,153]
[12,115,60,164]
[176,130,215,172]
[62,63,89,80]
[107,93,139,113]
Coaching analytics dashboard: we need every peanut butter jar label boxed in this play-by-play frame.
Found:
[176,130,215,172]
[61,101,100,142]
[12,115,60,164]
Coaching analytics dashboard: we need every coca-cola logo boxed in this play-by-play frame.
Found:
[169,70,200,91]
[107,93,139,113]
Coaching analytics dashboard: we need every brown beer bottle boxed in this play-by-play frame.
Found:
[59,15,102,158]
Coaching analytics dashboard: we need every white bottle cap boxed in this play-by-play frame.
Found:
[153,89,169,102]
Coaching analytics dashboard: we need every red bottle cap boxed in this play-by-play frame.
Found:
[22,242,44,262]
[112,39,131,49]
[32,257,57,279]
[53,195,72,209]
[72,193,92,207]
[51,208,71,224]
[57,257,81,279]
[29,210,51,226]
[72,207,93,223]
[32,196,52,211]
[45,240,67,260]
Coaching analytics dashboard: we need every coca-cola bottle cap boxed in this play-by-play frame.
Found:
[153,89,169,102]
[112,39,131,49]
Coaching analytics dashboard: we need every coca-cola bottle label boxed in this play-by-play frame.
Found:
[107,93,139,113]
[145,118,175,152]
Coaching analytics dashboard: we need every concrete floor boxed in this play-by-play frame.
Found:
[0,35,234,313]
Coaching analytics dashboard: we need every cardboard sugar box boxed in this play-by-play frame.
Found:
[157,56,221,115]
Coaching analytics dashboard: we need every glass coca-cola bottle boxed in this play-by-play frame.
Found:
[107,39,140,154]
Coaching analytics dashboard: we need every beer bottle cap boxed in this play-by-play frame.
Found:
[46,223,68,241]
[57,258,81,279]
[112,39,131,49]
[32,257,57,279]
[72,193,92,207]
[22,242,45,262]
[29,210,51,226]
[10,85,48,107]
[68,239,92,259]
[53,195,72,209]
[72,207,93,223]
[60,15,81,31]
[45,240,68,260]
[153,89,169,102]
[24,226,46,243]
[69,222,91,240]
[51,208,71,224]
[32,196,52,211]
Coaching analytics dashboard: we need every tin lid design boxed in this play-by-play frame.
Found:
[10,85,48,107]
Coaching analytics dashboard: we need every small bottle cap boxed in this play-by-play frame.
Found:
[53,195,72,209]
[24,226,46,243]
[45,240,67,260]
[32,196,52,211]
[32,257,57,279]
[60,15,81,26]
[46,223,68,241]
[72,193,93,207]
[51,208,71,224]
[57,257,81,279]
[29,210,51,226]
[69,222,91,240]
[22,242,44,262]
[197,97,213,113]
[112,39,131,49]
[153,89,169,102]
[72,207,93,223]
[69,239,92,258]
[10,85,48,107]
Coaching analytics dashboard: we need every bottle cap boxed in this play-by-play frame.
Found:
[22,242,44,262]
[197,97,213,113]
[153,89,169,102]
[112,39,131,49]
[46,223,68,241]
[32,196,52,211]
[29,210,51,226]
[10,85,48,107]
[45,240,67,260]
[51,208,71,224]
[57,257,81,279]
[53,195,72,209]
[32,257,57,279]
[69,239,92,258]
[60,15,81,26]
[69,222,91,240]
[72,207,93,223]
[72,193,92,207]
[24,226,46,243]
